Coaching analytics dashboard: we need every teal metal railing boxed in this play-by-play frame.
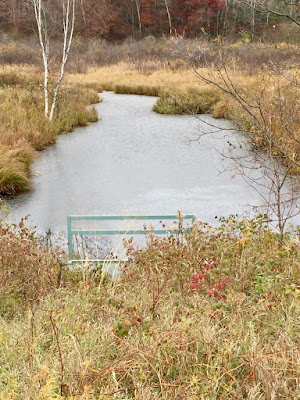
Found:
[67,214,196,255]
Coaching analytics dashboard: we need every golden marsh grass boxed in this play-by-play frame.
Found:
[0,65,99,195]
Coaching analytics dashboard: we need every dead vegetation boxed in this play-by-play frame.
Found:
[0,217,299,399]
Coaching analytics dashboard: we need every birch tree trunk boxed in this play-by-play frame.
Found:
[49,0,76,121]
[134,0,142,35]
[33,0,49,117]
[32,0,76,121]
[164,0,172,35]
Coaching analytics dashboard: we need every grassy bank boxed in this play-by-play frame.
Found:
[69,57,300,173]
[0,65,99,196]
[0,216,299,398]
[69,63,224,117]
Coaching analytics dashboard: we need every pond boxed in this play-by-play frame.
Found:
[7,91,300,235]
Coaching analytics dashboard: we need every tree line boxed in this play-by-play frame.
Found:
[0,0,295,41]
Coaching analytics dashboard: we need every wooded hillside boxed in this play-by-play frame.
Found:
[0,0,297,41]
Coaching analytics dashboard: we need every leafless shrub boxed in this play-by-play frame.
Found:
[1,35,300,75]
[0,218,63,311]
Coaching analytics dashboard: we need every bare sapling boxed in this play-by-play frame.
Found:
[241,0,300,28]
[134,0,142,35]
[184,46,300,243]
[164,0,173,35]
[32,0,76,121]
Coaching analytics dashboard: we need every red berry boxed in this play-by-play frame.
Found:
[193,276,199,283]
[191,282,200,290]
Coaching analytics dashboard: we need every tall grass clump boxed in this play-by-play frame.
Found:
[0,216,299,398]
[0,143,34,195]
[114,84,162,97]
[153,88,220,115]
[0,66,100,195]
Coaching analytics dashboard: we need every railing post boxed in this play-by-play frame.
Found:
[67,216,73,254]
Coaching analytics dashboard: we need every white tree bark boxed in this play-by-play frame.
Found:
[164,0,172,35]
[32,0,76,121]
[49,0,75,121]
[134,0,142,35]
[33,0,49,117]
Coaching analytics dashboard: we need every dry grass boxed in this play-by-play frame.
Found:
[0,217,299,399]
[2,36,300,73]
[0,65,99,195]
[1,39,299,399]
[69,62,211,94]
[0,218,60,316]
[0,141,36,194]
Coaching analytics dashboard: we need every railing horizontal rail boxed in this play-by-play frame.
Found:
[67,214,196,256]
[68,214,195,221]
[70,229,192,235]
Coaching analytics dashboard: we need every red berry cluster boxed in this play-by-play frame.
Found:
[190,273,206,290]
[190,260,229,298]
